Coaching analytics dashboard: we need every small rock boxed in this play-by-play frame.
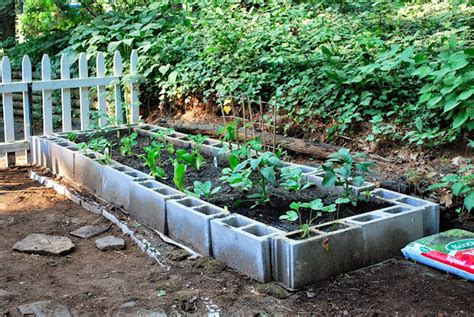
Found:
[120,300,137,308]
[256,283,291,299]
[17,300,71,317]
[70,224,111,239]
[168,249,189,262]
[13,234,75,256]
[95,236,125,251]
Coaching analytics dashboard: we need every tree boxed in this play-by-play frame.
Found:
[0,0,15,41]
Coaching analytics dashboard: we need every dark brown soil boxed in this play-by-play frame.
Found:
[1,167,473,315]
[75,130,391,231]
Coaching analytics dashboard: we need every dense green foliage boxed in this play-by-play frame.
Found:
[2,1,472,145]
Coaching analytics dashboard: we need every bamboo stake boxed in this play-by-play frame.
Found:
[273,103,277,152]
[258,96,266,151]
[241,95,247,143]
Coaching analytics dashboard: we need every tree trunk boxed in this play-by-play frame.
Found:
[0,0,15,41]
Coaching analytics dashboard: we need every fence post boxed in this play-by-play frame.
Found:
[96,52,107,127]
[41,54,53,134]
[1,56,14,164]
[79,53,90,130]
[130,50,139,123]
[60,54,72,132]
[113,51,123,124]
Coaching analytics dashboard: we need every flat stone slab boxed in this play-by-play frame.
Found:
[95,236,125,251]
[70,224,111,239]
[17,300,71,317]
[13,234,75,256]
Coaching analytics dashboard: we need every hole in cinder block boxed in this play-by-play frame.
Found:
[176,198,203,208]
[125,171,142,178]
[113,166,129,172]
[141,181,163,189]
[373,190,401,200]
[286,230,320,240]
[397,197,428,207]
[243,224,277,237]
[155,187,179,196]
[140,125,153,130]
[383,206,412,214]
[56,141,69,146]
[66,146,79,151]
[317,222,350,233]
[194,205,223,216]
[221,216,252,228]
[351,214,381,223]
[84,153,98,159]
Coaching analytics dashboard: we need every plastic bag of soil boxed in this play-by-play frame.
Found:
[401,229,473,281]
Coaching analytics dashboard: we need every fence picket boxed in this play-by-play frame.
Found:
[130,49,139,123]
[113,51,123,124]
[1,57,14,164]
[60,54,72,132]
[41,54,53,134]
[78,53,90,130]
[22,56,32,140]
[96,52,107,127]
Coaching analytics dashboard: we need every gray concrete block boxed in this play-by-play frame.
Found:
[129,179,184,234]
[50,140,78,181]
[344,205,424,266]
[101,164,151,209]
[73,151,104,195]
[36,136,53,169]
[304,173,375,195]
[211,214,284,282]
[371,188,439,235]
[271,221,363,290]
[166,197,229,256]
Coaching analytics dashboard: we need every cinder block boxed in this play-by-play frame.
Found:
[50,140,78,180]
[371,188,439,235]
[211,214,284,282]
[129,179,184,234]
[304,173,375,195]
[35,136,54,169]
[272,221,363,290]
[281,161,320,176]
[344,205,424,266]
[101,164,151,209]
[166,197,229,256]
[74,151,104,196]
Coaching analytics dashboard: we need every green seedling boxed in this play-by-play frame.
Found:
[279,166,311,192]
[186,180,221,199]
[173,161,187,191]
[175,148,206,171]
[120,132,138,156]
[220,161,253,192]
[247,152,282,207]
[140,144,167,179]
[78,137,110,153]
[67,131,78,142]
[280,199,336,239]
[189,134,209,153]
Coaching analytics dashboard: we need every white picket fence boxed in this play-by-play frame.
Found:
[0,50,140,165]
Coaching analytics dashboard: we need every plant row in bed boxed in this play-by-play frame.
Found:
[67,122,388,236]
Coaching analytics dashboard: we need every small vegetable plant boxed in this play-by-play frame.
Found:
[78,137,110,153]
[279,167,311,192]
[140,142,166,179]
[173,160,187,191]
[247,151,282,207]
[321,148,375,205]
[186,180,221,199]
[217,121,238,149]
[220,161,253,191]
[189,134,209,153]
[98,147,113,165]
[428,164,474,215]
[175,149,205,170]
[120,132,138,156]
[280,199,336,239]
[67,132,78,142]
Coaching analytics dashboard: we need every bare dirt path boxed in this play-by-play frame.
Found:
[0,167,473,315]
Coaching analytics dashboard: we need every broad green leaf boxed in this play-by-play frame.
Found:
[443,95,460,113]
[415,117,423,132]
[457,89,473,101]
[464,192,474,212]
[452,109,468,129]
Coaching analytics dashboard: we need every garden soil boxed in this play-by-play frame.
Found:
[0,166,472,315]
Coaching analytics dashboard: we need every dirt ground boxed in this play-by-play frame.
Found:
[0,167,473,315]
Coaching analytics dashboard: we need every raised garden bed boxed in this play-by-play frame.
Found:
[31,124,440,288]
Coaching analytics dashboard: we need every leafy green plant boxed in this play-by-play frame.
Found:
[428,164,474,215]
[220,161,253,192]
[280,199,336,239]
[120,132,138,156]
[98,147,113,165]
[279,167,311,192]
[173,161,187,191]
[321,148,375,204]
[66,131,78,142]
[186,180,221,199]
[78,137,110,153]
[246,152,282,207]
[140,143,166,179]
[175,148,205,171]
[189,134,209,153]
[217,121,238,149]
